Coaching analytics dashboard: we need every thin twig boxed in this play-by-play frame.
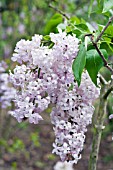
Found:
[91,36,113,74]
[84,33,93,37]
[98,74,108,85]
[85,15,113,74]
[95,15,113,43]
[49,3,70,20]
[104,86,113,99]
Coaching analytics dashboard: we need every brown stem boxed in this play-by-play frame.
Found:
[95,15,113,43]
[104,86,113,99]
[91,38,113,74]
[89,86,108,170]
[98,74,107,85]
[49,3,70,20]
[85,15,113,74]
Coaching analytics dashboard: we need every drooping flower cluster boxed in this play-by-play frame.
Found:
[0,61,16,108]
[10,31,100,163]
[51,72,99,163]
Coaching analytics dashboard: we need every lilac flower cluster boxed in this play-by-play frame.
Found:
[10,31,100,163]
[51,72,99,163]
[0,61,16,108]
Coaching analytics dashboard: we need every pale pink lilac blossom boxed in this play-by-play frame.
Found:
[10,31,100,163]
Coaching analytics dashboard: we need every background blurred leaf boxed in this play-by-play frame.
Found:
[103,0,113,13]
[88,0,94,18]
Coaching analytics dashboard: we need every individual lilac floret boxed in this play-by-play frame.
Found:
[109,114,113,119]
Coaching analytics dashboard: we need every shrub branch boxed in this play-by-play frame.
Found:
[49,3,70,20]
[95,15,113,43]
[88,15,113,170]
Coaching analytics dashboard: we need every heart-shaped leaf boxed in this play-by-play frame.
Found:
[85,49,108,86]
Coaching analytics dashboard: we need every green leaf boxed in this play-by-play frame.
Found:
[98,24,113,38]
[68,18,91,38]
[98,24,104,31]
[70,16,80,24]
[100,42,113,56]
[66,26,72,33]
[104,25,113,37]
[98,24,113,42]
[72,43,86,86]
[100,36,113,55]
[44,13,63,34]
[103,0,113,13]
[85,49,108,85]
[72,29,82,37]
[75,23,89,32]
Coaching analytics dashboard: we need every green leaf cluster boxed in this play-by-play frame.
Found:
[87,0,113,20]
[85,49,108,85]
[98,24,113,55]
[72,43,108,86]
